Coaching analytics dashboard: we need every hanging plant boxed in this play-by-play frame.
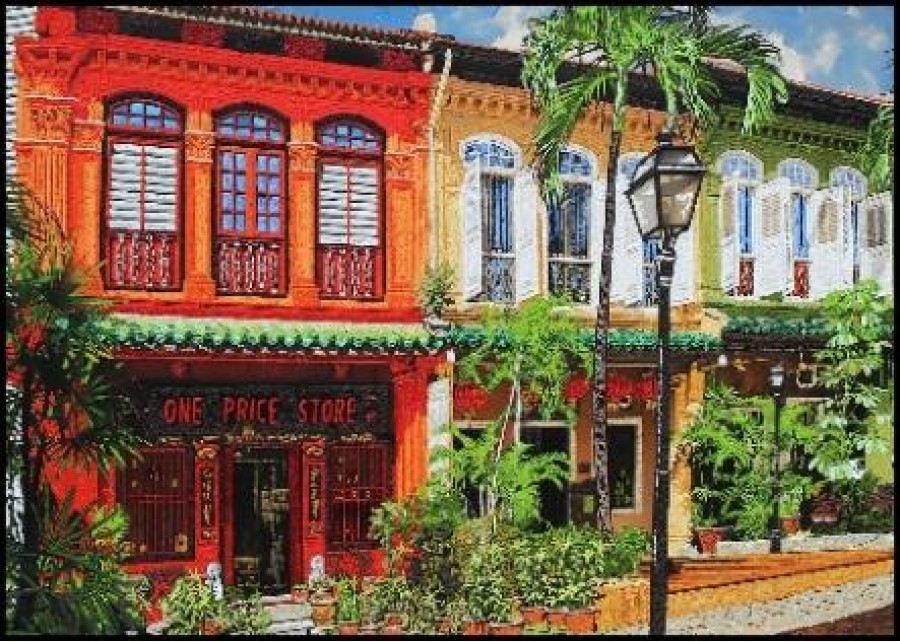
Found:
[453,384,489,416]
[563,374,591,404]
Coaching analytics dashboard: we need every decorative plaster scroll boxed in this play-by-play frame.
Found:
[26,100,74,141]
[288,143,318,174]
[70,120,104,152]
[185,131,215,163]
[385,152,415,182]
[16,45,91,97]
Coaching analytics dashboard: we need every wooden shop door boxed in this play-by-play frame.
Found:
[232,447,290,594]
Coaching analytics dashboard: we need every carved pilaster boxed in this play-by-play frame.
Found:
[184,128,216,298]
[288,142,319,303]
[23,97,74,142]
[288,142,318,175]
[195,443,220,544]
[385,152,414,182]
[70,119,103,153]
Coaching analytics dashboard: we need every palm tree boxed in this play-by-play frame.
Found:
[6,180,142,632]
[521,6,788,534]
[857,49,893,193]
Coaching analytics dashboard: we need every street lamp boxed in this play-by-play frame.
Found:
[769,362,786,554]
[625,128,706,637]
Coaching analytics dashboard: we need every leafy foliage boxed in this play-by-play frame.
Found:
[456,295,593,422]
[418,260,456,318]
[812,280,892,480]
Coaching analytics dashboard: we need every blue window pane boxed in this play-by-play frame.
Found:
[268,177,280,194]
[268,156,280,172]
[219,123,234,135]
[222,153,233,170]
[269,196,281,214]
[235,215,245,231]
[222,173,233,190]
[235,195,246,213]
[269,128,283,142]
[236,114,251,128]
[146,103,161,117]
[222,193,234,211]
[235,174,246,191]
[223,214,234,230]
[257,196,267,214]
[257,176,268,193]
[130,102,144,115]
[113,113,127,126]
[129,115,144,127]
[267,217,279,233]
[235,154,246,171]
[738,186,754,254]
[258,216,268,233]
[253,115,266,130]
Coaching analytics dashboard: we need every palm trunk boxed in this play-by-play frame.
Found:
[13,372,39,631]
[592,129,622,536]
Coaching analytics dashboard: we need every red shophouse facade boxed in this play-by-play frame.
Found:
[14,6,447,594]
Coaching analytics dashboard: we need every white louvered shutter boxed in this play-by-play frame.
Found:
[589,179,607,306]
[348,165,379,246]
[808,187,844,300]
[108,142,177,231]
[514,168,539,304]
[460,159,483,300]
[318,163,348,244]
[427,378,451,474]
[837,186,856,288]
[755,178,789,297]
[611,181,642,304]
[6,6,36,178]
[719,181,738,293]
[859,192,892,293]
[671,226,695,304]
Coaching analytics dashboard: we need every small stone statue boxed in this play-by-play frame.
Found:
[206,562,224,601]
[309,554,325,585]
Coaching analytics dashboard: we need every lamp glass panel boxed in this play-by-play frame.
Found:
[630,175,659,235]
[658,172,701,229]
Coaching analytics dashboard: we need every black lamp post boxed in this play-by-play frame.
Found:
[625,128,706,637]
[769,362,786,554]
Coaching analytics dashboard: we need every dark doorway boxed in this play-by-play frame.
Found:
[233,448,289,594]
[521,425,570,527]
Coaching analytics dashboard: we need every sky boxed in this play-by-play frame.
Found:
[276,5,894,97]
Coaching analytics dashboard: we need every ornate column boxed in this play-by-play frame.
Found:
[669,364,706,549]
[384,149,419,310]
[194,443,221,575]
[68,115,105,292]
[184,119,217,299]
[288,132,319,305]
[391,361,429,498]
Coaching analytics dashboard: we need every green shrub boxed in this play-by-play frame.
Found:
[604,527,651,578]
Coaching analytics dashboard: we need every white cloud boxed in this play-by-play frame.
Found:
[765,30,843,82]
[710,7,750,28]
[846,6,861,19]
[488,6,554,51]
[856,22,889,52]
[412,11,437,33]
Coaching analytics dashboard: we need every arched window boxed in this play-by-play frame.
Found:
[214,106,287,295]
[460,136,535,304]
[831,167,868,284]
[316,118,384,299]
[548,148,594,303]
[778,159,818,297]
[718,150,764,297]
[619,153,660,306]
[105,96,183,291]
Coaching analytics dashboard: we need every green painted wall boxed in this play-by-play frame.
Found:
[695,105,869,307]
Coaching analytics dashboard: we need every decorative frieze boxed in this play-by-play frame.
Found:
[25,99,74,142]
[385,152,415,182]
[381,49,417,72]
[181,20,225,48]
[76,8,118,35]
[70,120,104,153]
[184,131,215,163]
[284,35,326,61]
[288,143,318,174]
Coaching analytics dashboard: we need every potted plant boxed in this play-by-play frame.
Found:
[460,543,519,635]
[512,534,550,626]
[369,575,411,628]
[309,577,337,628]
[291,582,309,603]
[691,505,729,554]
[159,572,224,635]
[418,260,455,322]
[335,578,361,635]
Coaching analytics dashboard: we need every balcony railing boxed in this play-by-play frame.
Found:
[549,258,590,304]
[107,230,179,290]
[483,254,514,304]
[215,238,284,295]
[791,259,810,298]
[737,257,755,297]
[318,244,382,299]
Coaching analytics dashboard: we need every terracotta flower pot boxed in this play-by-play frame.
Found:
[310,597,336,627]
[436,616,454,634]
[381,623,405,635]
[337,621,360,635]
[781,516,801,535]
[695,526,728,554]
[383,612,405,627]
[565,607,596,634]
[488,620,524,636]
[520,605,547,626]
[546,607,568,628]
[462,619,488,636]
